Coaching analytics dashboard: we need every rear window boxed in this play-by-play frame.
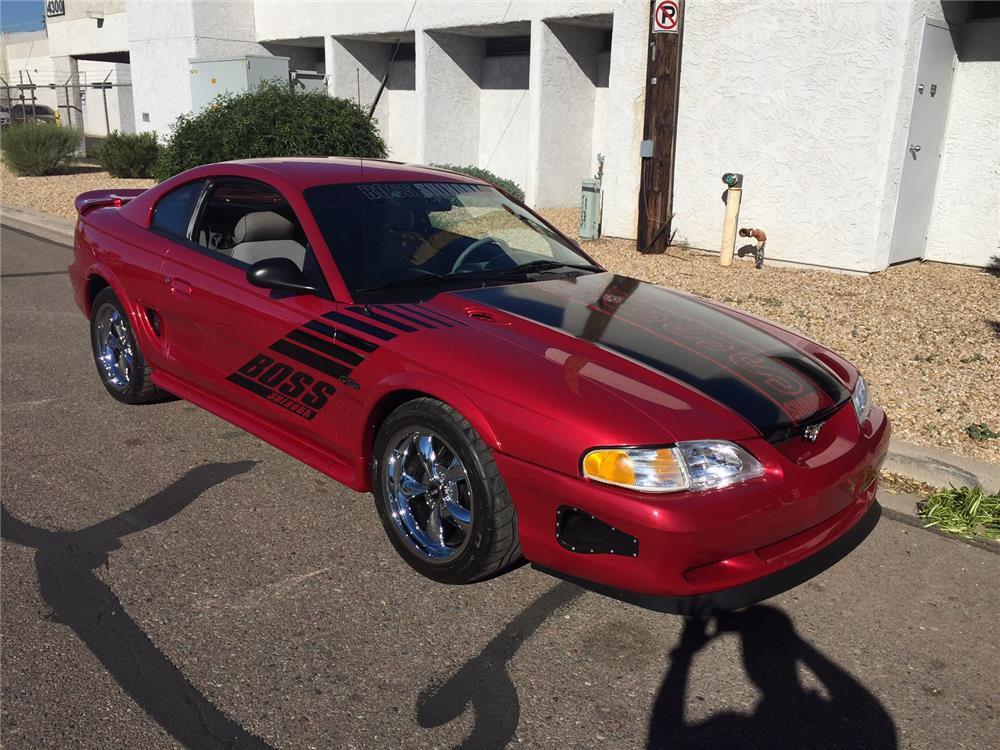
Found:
[151,180,206,239]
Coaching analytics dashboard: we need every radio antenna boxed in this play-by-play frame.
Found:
[356,67,364,175]
[357,66,366,282]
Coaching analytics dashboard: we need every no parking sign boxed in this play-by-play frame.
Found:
[652,0,681,34]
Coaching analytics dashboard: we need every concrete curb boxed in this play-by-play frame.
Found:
[3,203,998,492]
[884,439,1000,492]
[1,203,75,246]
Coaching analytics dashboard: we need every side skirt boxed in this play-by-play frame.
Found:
[152,370,360,490]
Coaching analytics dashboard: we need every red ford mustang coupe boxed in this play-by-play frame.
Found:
[70,159,889,614]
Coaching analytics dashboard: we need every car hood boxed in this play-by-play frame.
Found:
[436,273,850,439]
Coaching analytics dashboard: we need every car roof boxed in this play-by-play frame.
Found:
[219,157,488,191]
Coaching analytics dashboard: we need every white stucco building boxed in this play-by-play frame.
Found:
[3,0,998,272]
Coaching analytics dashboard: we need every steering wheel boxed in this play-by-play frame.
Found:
[450,237,508,273]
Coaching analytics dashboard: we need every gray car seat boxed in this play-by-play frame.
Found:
[230,211,308,270]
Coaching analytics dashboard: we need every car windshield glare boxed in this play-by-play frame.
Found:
[303,181,595,297]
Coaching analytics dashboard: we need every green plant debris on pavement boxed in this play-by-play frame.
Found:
[917,486,1000,540]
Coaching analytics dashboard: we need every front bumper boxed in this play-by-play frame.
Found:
[535,498,881,616]
[496,403,889,609]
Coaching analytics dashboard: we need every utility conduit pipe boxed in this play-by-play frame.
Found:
[719,172,743,266]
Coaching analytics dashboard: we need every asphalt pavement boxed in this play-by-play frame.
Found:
[2,226,998,750]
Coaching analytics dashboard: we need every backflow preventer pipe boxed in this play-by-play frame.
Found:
[739,227,767,269]
[719,172,743,266]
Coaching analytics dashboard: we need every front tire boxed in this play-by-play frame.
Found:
[372,398,521,584]
[90,287,162,404]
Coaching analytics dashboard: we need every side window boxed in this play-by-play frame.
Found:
[190,178,326,290]
[151,180,206,239]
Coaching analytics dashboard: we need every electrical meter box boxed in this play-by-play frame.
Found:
[579,179,602,240]
[190,55,291,113]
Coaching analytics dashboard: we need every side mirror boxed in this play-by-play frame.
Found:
[246,257,317,294]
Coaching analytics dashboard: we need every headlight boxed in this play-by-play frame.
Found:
[852,374,871,423]
[582,440,764,494]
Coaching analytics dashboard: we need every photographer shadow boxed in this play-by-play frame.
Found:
[647,605,897,749]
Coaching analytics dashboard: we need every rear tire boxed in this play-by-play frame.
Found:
[90,287,162,404]
[372,398,521,584]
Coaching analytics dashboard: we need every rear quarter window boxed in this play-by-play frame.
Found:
[151,180,206,239]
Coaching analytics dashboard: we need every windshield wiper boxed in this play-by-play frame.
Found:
[354,261,602,295]
[354,271,513,295]
[492,259,603,275]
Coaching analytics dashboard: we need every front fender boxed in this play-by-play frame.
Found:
[351,370,502,492]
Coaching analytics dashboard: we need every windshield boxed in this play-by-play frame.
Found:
[303,181,598,298]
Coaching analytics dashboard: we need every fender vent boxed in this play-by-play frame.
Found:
[556,506,638,557]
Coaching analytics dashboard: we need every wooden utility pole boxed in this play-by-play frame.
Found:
[637,0,684,254]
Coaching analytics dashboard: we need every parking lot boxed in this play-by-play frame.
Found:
[2,226,998,749]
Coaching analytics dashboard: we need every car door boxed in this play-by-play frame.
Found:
[153,177,353,455]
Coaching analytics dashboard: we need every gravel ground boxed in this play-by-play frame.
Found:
[0,162,153,220]
[1,166,996,464]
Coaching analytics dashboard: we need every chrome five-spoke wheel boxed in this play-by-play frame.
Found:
[94,302,134,390]
[384,429,473,562]
[372,398,521,583]
[89,286,161,404]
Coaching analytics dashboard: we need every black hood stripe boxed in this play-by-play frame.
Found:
[303,320,379,354]
[346,306,417,333]
[533,283,801,422]
[455,274,849,434]
[401,304,465,328]
[598,294,842,423]
[323,311,396,341]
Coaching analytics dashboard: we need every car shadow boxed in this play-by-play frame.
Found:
[1,461,275,750]
[416,580,584,750]
[646,606,897,749]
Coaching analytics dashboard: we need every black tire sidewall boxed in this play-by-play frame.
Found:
[372,400,500,584]
[89,287,148,404]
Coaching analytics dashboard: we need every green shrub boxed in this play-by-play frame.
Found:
[0,123,79,176]
[95,130,160,178]
[154,81,387,181]
[431,164,525,202]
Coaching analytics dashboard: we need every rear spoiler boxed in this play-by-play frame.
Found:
[75,189,147,216]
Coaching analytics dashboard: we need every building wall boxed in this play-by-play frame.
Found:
[670,1,933,273]
[478,55,530,192]
[46,11,129,59]
[2,34,59,111]
[126,0,266,138]
[386,59,418,163]
[13,0,996,270]
[255,0,636,230]
[924,61,1000,266]
[79,59,133,134]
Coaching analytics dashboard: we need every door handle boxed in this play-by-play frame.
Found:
[909,144,921,159]
[167,277,193,297]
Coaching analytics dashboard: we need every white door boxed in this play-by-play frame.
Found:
[888,19,955,265]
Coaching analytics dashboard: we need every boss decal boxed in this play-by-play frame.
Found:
[227,354,336,421]
[227,307,459,416]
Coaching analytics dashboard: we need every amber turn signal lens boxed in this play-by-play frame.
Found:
[582,447,689,492]
[583,449,636,486]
